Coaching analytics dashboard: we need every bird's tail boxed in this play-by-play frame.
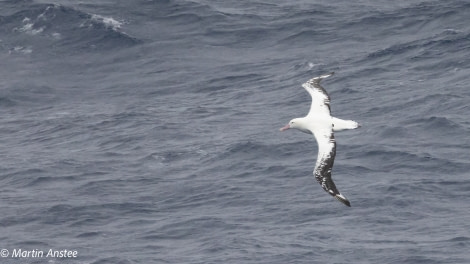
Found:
[332,118,361,132]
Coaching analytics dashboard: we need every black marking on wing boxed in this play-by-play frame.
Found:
[313,133,342,199]
[308,72,334,96]
[304,72,334,113]
[335,195,351,207]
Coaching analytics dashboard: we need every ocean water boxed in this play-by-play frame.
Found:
[1,0,469,263]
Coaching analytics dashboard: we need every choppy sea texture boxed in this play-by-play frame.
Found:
[1,0,470,263]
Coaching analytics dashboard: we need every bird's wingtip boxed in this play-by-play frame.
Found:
[315,72,334,80]
[335,194,351,207]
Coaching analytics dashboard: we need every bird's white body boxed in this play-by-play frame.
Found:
[290,117,358,134]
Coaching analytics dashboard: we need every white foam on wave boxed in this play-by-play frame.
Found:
[51,32,62,39]
[90,14,123,31]
[37,5,56,20]
[16,17,45,35]
[9,46,33,54]
[79,13,124,32]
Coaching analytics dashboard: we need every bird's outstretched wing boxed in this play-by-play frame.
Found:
[301,72,334,117]
[312,127,351,207]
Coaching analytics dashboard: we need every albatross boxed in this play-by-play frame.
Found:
[280,72,359,207]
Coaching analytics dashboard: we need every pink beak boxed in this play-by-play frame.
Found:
[279,124,290,131]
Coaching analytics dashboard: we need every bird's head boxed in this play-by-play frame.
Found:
[280,118,305,132]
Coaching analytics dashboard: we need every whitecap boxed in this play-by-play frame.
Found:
[9,46,33,54]
[51,32,62,39]
[37,5,57,20]
[15,17,45,35]
[90,14,123,31]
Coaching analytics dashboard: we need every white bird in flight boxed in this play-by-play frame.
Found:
[280,72,359,207]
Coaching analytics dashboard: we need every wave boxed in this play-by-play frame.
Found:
[366,30,470,61]
[402,116,469,140]
[0,83,57,106]
[0,97,16,107]
[217,140,303,161]
[353,145,470,175]
[367,93,462,118]
[0,3,141,55]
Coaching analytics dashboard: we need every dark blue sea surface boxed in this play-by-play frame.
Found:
[1,0,469,263]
